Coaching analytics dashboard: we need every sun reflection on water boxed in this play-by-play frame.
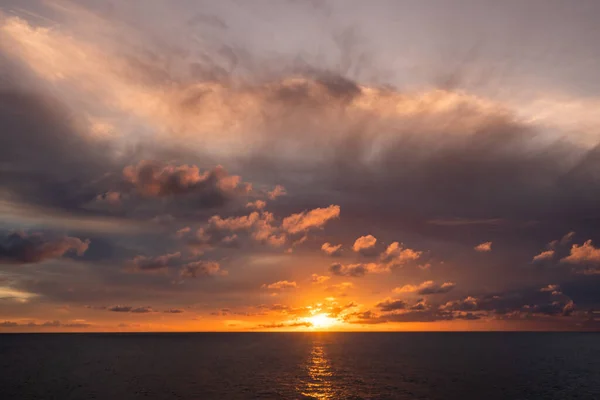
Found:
[298,339,337,399]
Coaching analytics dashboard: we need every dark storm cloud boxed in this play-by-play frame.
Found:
[0,89,116,212]
[0,231,89,264]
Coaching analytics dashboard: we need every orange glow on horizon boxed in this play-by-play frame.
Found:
[305,313,338,330]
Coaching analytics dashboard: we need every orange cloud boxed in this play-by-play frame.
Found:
[262,280,298,290]
[352,235,377,256]
[311,274,330,284]
[474,241,492,252]
[267,185,287,200]
[282,205,340,234]
[321,242,342,257]
[394,281,455,295]
[379,242,422,269]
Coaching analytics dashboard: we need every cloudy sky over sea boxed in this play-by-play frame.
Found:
[1,0,600,331]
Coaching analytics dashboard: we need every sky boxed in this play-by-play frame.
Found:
[1,0,600,332]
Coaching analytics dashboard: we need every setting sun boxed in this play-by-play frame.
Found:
[306,314,337,329]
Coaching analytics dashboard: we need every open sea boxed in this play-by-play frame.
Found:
[0,332,598,399]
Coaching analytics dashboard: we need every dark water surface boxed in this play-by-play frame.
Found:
[0,332,599,399]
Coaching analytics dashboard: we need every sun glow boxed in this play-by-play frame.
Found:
[306,313,337,330]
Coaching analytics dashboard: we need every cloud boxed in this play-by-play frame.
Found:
[246,200,266,210]
[131,306,154,313]
[441,290,575,317]
[560,231,576,245]
[329,262,378,277]
[311,274,330,284]
[0,231,89,264]
[180,261,225,278]
[94,191,122,206]
[474,242,492,252]
[345,306,479,324]
[267,185,287,200]
[108,305,154,313]
[325,282,354,295]
[561,240,600,265]
[379,242,422,269]
[127,252,181,273]
[394,281,455,295]
[2,2,600,331]
[195,205,339,249]
[108,305,133,312]
[256,321,312,329]
[532,250,555,263]
[352,235,377,256]
[0,320,91,328]
[122,161,251,204]
[282,205,340,234]
[376,298,407,312]
[261,280,298,290]
[196,211,283,248]
[321,242,342,257]
[163,308,184,313]
[540,284,562,295]
[329,241,423,277]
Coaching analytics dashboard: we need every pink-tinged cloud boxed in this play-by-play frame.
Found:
[321,242,342,257]
[532,250,555,262]
[175,227,191,238]
[197,206,340,250]
[0,232,89,264]
[282,205,340,235]
[246,200,266,210]
[267,185,287,200]
[352,235,377,256]
[123,161,250,198]
[474,241,492,252]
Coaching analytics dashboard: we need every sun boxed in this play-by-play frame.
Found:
[305,313,337,329]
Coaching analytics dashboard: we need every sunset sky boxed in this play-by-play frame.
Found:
[1,0,600,332]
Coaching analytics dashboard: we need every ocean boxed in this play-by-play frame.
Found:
[0,332,598,399]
